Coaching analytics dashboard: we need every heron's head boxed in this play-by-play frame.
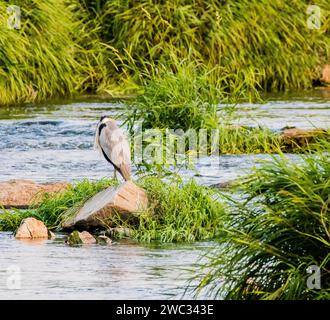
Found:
[99,115,114,123]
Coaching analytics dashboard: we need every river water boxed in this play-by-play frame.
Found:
[0,89,329,299]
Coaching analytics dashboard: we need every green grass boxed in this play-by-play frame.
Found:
[218,127,330,154]
[0,179,116,231]
[0,0,329,105]
[84,0,330,93]
[0,0,118,105]
[126,177,226,243]
[196,143,330,299]
[0,0,79,104]
[124,63,222,131]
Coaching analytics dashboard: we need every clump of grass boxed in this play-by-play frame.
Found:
[217,125,281,154]
[0,179,115,231]
[0,0,118,105]
[125,62,230,131]
[218,127,330,154]
[197,143,330,299]
[106,176,226,243]
[0,208,34,232]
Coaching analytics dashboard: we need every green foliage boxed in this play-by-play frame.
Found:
[126,177,225,243]
[197,143,330,299]
[130,125,329,177]
[0,0,120,105]
[0,0,329,104]
[0,208,34,231]
[125,63,224,131]
[0,0,78,104]
[86,0,330,92]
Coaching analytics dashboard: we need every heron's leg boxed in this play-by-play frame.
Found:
[113,169,117,181]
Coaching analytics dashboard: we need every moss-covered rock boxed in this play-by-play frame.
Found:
[67,230,96,245]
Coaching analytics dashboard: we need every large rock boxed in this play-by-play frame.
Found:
[15,217,49,239]
[62,181,148,230]
[0,180,68,209]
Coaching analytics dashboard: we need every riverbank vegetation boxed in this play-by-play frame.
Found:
[0,0,329,106]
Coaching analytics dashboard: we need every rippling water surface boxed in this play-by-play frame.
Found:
[0,232,212,300]
[0,90,329,299]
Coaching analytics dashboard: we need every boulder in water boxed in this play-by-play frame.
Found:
[67,230,96,245]
[15,217,49,239]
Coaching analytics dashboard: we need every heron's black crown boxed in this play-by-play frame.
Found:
[100,115,107,122]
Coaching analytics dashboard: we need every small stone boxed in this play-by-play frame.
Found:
[15,217,48,239]
[67,230,96,245]
[97,235,112,245]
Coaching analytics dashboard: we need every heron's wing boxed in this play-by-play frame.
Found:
[99,122,131,180]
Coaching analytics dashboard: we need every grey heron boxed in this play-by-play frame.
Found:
[94,116,131,181]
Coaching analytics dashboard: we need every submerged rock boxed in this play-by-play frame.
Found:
[15,217,49,239]
[62,181,148,230]
[210,180,236,189]
[107,227,133,239]
[67,230,96,245]
[0,180,68,209]
[96,235,112,245]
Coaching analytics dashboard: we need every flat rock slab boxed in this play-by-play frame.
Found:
[62,181,148,229]
[0,180,68,208]
[280,128,328,146]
